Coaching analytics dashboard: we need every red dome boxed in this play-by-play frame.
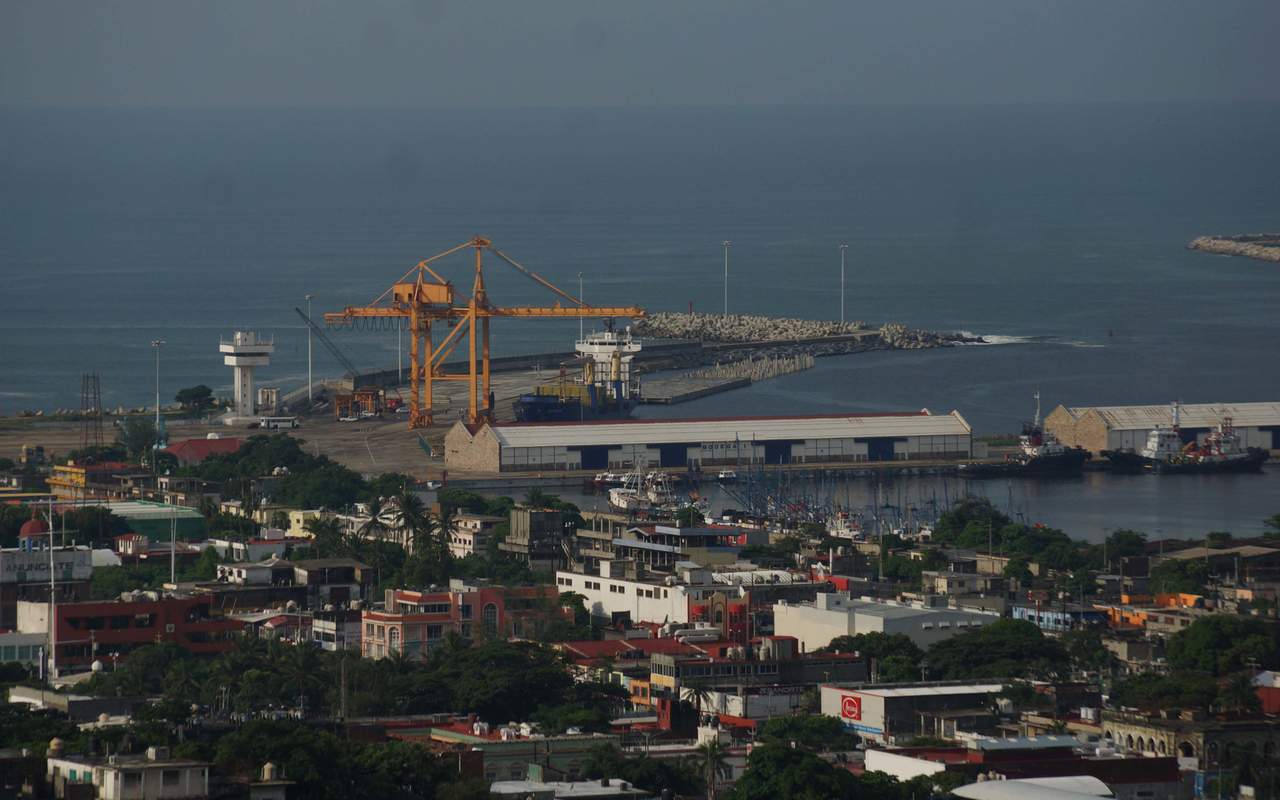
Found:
[20,517,50,536]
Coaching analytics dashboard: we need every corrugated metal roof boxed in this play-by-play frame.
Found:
[489,411,971,449]
[1067,402,1280,431]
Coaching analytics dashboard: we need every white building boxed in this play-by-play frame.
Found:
[446,411,973,473]
[449,513,506,559]
[0,631,46,669]
[819,682,1006,744]
[773,594,999,651]
[220,330,273,424]
[47,745,209,799]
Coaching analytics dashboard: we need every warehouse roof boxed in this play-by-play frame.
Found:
[486,411,971,449]
[1063,402,1280,430]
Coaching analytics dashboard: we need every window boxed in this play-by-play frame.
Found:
[123,773,142,789]
[162,769,180,787]
[482,603,499,634]
[460,604,472,620]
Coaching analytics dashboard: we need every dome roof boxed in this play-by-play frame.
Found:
[20,517,50,535]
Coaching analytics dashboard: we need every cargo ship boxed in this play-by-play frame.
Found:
[513,324,642,422]
[958,392,1090,478]
[1103,402,1270,474]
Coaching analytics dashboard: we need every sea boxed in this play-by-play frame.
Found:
[2,103,1279,539]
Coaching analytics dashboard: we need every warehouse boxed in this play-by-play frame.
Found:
[444,410,972,473]
[1044,402,1280,455]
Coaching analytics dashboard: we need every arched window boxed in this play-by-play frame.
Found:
[1125,735,1134,750]
[1103,730,1113,740]
[388,627,400,653]
[1158,741,1166,755]
[482,603,499,635]
[1178,742,1195,759]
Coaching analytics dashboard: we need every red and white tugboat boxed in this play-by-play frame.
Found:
[1104,402,1270,474]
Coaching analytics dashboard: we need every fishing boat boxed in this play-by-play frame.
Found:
[1103,402,1270,474]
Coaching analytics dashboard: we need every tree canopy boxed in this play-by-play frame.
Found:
[925,619,1067,680]
[1166,615,1277,676]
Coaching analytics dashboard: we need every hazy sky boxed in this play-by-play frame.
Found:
[2,0,1278,108]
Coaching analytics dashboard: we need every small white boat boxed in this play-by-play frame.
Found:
[716,470,737,482]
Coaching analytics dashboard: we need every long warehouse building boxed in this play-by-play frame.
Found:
[445,410,972,473]
[1044,402,1280,455]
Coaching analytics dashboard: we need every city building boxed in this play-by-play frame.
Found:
[112,534,204,566]
[597,524,766,570]
[1,521,93,629]
[448,513,506,558]
[290,558,375,606]
[490,777,647,799]
[47,744,209,799]
[1149,543,1280,584]
[820,681,1007,744]
[160,437,242,467]
[361,583,568,660]
[499,507,565,570]
[220,330,274,424]
[46,461,141,502]
[0,631,46,670]
[1045,401,1280,454]
[389,720,621,784]
[445,411,973,473]
[214,556,296,587]
[311,607,362,652]
[16,593,245,671]
[1011,603,1109,632]
[920,570,1008,596]
[1100,708,1280,771]
[204,530,289,562]
[648,635,868,699]
[773,594,1000,651]
[557,560,823,630]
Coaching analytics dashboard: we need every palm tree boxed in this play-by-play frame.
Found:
[304,516,345,558]
[681,680,713,722]
[275,642,323,714]
[357,497,391,547]
[393,489,429,551]
[695,739,730,800]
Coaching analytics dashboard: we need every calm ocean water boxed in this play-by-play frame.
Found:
[3,103,1279,538]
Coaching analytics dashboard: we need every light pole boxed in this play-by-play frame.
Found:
[151,340,164,429]
[839,244,848,325]
[721,240,731,317]
[305,294,314,405]
[578,272,584,341]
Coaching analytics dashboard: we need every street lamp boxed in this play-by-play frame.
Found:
[305,294,314,405]
[839,244,849,325]
[722,241,732,317]
[151,340,165,430]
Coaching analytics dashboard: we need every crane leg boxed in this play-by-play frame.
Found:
[423,319,433,426]
[482,316,491,418]
[468,303,478,425]
[409,308,422,429]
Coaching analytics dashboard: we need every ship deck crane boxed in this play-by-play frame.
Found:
[323,236,646,428]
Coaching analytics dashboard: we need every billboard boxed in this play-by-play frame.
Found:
[841,694,862,721]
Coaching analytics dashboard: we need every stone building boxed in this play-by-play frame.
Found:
[1100,709,1279,773]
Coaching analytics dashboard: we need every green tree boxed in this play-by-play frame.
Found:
[1263,513,1280,539]
[821,632,923,682]
[756,715,854,751]
[1110,671,1219,711]
[1148,558,1210,594]
[1061,627,1116,674]
[728,744,858,800]
[1166,615,1278,675]
[925,619,1068,680]
[174,385,215,411]
[1216,673,1262,714]
[117,417,158,460]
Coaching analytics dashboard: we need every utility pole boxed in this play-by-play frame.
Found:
[722,241,732,317]
[305,294,314,405]
[151,340,164,430]
[839,244,848,325]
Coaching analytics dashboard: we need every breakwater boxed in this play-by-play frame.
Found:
[1188,234,1280,263]
[633,312,975,351]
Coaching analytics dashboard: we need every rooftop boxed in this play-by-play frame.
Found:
[1160,544,1280,560]
[1064,401,1280,430]
[824,681,1006,698]
[483,410,971,448]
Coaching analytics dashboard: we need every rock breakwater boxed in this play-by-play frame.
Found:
[631,312,973,351]
[1188,234,1280,263]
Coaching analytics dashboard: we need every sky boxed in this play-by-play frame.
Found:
[1,0,1279,108]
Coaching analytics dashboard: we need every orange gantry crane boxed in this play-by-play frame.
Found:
[324,236,647,429]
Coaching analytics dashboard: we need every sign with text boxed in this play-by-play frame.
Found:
[841,694,862,721]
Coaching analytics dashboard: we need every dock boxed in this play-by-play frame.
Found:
[640,376,750,404]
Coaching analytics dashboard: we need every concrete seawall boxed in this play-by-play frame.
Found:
[1189,234,1280,263]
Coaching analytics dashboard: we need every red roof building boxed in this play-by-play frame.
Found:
[162,438,243,466]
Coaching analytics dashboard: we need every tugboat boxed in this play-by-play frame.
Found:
[514,322,642,422]
[1103,402,1270,474]
[959,391,1091,478]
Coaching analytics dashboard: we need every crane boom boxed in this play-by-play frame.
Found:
[295,307,361,379]
[322,236,646,428]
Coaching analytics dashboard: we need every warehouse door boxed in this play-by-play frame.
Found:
[763,441,792,465]
[860,437,898,461]
[658,444,688,468]
[579,446,609,471]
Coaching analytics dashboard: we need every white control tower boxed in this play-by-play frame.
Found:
[220,331,274,420]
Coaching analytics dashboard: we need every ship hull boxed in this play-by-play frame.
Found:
[1103,448,1270,474]
[958,448,1090,478]
[513,396,636,423]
